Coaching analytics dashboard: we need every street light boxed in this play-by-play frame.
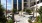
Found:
[6,0,7,18]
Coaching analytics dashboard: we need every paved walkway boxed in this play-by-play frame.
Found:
[14,12,39,23]
[14,14,33,23]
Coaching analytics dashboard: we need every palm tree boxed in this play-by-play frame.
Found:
[0,4,7,23]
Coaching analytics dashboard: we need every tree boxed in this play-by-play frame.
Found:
[0,4,7,23]
[38,6,42,22]
[38,6,42,15]
[12,8,17,13]
[12,8,16,23]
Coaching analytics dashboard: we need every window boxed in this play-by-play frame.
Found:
[14,0,17,9]
[24,3,28,7]
[24,0,28,2]
[18,0,22,11]
[14,0,22,11]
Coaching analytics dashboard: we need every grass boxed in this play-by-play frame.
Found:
[34,21,42,23]
[6,19,13,23]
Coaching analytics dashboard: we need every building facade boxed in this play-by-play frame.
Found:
[24,0,40,9]
[13,0,22,11]
[13,0,40,11]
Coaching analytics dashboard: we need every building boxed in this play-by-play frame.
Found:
[14,0,22,11]
[24,0,40,9]
[13,0,40,11]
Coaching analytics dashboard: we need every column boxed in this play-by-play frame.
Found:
[28,0,30,9]
[21,0,24,15]
[17,0,18,12]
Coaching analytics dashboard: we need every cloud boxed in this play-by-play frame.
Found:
[1,0,12,10]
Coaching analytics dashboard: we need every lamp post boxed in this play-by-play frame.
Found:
[6,0,7,18]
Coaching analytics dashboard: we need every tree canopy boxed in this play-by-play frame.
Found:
[0,4,7,23]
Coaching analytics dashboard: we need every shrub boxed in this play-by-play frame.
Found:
[7,19,12,23]
[26,9,32,14]
[38,6,42,22]
[38,6,42,14]
[12,9,17,13]
[0,4,7,23]
[28,19,32,23]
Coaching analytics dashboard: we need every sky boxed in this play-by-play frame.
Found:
[1,0,21,10]
[1,0,12,10]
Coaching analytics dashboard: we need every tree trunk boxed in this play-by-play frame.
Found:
[12,13,15,23]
